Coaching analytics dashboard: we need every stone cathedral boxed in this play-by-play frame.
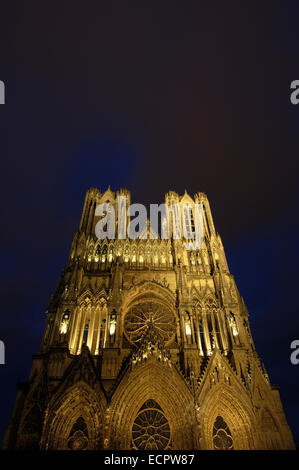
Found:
[3,187,295,450]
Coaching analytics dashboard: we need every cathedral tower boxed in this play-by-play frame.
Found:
[3,187,295,450]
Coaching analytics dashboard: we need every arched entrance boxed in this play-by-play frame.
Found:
[41,382,105,450]
[109,361,194,449]
[200,384,257,449]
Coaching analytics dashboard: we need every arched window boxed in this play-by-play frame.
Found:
[94,245,101,262]
[131,400,171,450]
[99,318,106,348]
[197,319,205,354]
[124,246,129,263]
[212,415,233,450]
[83,320,89,344]
[183,205,194,240]
[101,246,107,263]
[67,417,89,450]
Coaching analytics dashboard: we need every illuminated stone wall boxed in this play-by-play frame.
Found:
[3,187,295,450]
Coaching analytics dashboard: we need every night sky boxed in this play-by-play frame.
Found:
[0,2,298,446]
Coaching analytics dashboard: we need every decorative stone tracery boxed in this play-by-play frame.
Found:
[124,300,176,345]
[131,400,171,450]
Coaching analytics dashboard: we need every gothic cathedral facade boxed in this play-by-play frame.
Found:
[3,187,295,450]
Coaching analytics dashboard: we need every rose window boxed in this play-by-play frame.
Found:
[132,400,171,450]
[124,301,176,344]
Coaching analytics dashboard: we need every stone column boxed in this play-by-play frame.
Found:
[195,313,204,355]
[69,306,81,354]
[94,306,102,355]
[211,312,219,348]
[77,308,87,354]
[202,310,211,354]
[216,310,227,352]
[87,305,96,352]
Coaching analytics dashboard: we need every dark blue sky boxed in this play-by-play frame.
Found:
[0,1,298,445]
